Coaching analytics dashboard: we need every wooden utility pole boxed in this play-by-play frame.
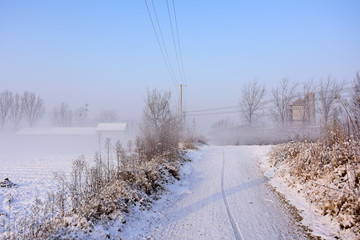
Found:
[177,84,187,122]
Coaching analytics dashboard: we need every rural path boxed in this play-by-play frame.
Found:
[143,146,308,240]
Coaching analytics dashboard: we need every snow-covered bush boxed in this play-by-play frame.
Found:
[270,121,360,237]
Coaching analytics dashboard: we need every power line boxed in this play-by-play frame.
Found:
[171,0,186,85]
[186,105,239,113]
[144,0,187,87]
[144,0,178,85]
[166,0,183,84]
[150,0,178,83]
[186,110,241,117]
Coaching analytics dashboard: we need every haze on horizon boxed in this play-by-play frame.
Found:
[1,1,359,133]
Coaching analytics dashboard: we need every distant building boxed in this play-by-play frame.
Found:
[96,122,127,139]
[17,122,127,136]
[12,123,128,155]
[287,93,316,126]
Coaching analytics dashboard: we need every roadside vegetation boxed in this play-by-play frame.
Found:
[0,89,200,239]
[269,74,360,238]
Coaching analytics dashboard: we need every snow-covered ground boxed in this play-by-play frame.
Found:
[1,143,340,239]
[0,134,98,236]
[119,146,308,239]
[0,154,74,215]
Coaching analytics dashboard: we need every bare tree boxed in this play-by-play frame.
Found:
[73,104,89,127]
[352,72,360,111]
[342,72,360,136]
[10,93,23,130]
[271,78,298,126]
[300,79,316,126]
[351,72,360,136]
[239,79,266,126]
[51,102,73,127]
[143,89,172,129]
[140,89,180,160]
[319,76,345,125]
[21,91,45,127]
[127,140,136,172]
[97,109,119,123]
[0,90,13,130]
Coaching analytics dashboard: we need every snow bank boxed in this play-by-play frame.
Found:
[259,136,359,240]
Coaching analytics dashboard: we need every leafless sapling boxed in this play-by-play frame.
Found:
[54,172,67,221]
[104,138,112,182]
[71,156,87,210]
[127,140,135,172]
[115,140,126,172]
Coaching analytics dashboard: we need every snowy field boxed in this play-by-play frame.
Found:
[0,134,114,236]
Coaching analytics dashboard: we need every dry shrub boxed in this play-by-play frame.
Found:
[270,122,360,237]
[47,150,187,238]
[179,135,203,150]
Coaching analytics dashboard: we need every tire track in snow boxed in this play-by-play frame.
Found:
[221,148,245,240]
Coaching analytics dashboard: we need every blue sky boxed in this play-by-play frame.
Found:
[1,1,359,125]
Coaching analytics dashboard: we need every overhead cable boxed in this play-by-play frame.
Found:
[185,105,240,113]
[185,110,241,117]
[166,0,184,84]
[171,0,186,85]
[144,0,178,85]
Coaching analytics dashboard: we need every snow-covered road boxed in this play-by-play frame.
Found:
[143,146,308,239]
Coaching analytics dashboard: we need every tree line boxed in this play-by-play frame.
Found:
[238,73,360,130]
[0,91,44,130]
[0,90,125,132]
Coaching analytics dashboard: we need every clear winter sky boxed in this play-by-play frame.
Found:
[1,1,359,130]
